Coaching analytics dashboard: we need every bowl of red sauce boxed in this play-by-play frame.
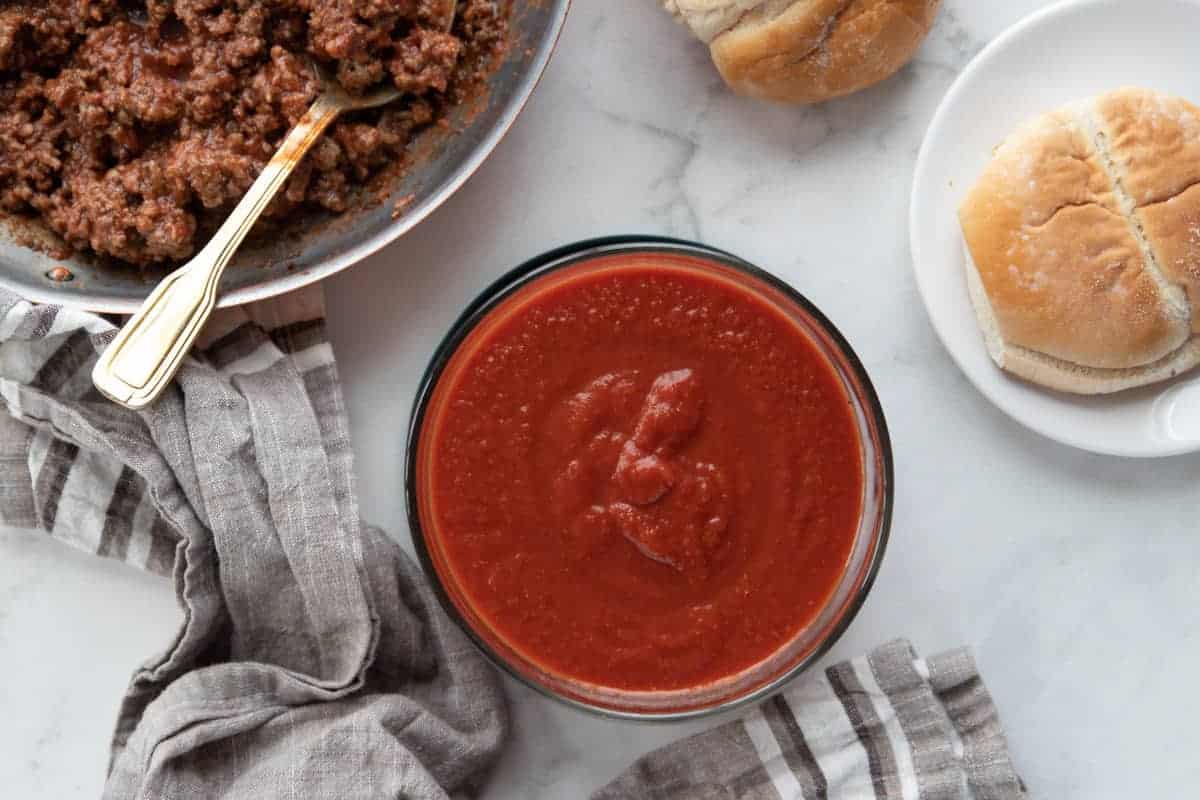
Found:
[407,237,892,719]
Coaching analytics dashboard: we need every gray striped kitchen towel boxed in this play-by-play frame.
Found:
[0,287,507,799]
[595,639,1027,800]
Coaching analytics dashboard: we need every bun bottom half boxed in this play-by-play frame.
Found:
[963,240,1200,395]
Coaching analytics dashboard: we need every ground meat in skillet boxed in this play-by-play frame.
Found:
[0,0,508,266]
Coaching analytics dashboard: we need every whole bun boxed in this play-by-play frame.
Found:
[959,88,1200,395]
[664,0,942,105]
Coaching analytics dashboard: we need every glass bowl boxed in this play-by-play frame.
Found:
[405,236,893,721]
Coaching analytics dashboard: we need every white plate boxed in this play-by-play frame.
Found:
[910,0,1200,458]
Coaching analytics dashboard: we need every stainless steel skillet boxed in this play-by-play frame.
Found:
[0,0,570,313]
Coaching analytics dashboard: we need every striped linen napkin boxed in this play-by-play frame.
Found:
[594,639,1027,800]
[0,287,507,799]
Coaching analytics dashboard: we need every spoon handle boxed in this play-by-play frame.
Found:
[93,93,344,409]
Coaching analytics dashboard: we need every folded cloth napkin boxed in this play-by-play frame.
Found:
[594,639,1027,800]
[0,287,507,799]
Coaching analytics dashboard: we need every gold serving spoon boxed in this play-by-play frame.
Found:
[93,2,456,409]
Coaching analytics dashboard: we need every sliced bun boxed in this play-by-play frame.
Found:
[958,88,1200,395]
[665,0,942,105]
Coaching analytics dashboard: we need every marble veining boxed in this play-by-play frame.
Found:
[4,2,1200,798]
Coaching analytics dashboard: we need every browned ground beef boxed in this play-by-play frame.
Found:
[0,0,507,265]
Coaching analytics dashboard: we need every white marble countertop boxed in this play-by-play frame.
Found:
[4,1,1200,796]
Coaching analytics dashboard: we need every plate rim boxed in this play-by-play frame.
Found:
[909,0,1200,459]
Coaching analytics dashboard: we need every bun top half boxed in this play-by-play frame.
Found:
[959,88,1200,393]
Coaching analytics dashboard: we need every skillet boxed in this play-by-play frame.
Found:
[0,0,571,313]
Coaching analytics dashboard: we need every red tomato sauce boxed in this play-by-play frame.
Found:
[417,253,864,692]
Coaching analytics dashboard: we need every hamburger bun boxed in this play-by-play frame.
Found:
[664,0,942,104]
[958,88,1200,395]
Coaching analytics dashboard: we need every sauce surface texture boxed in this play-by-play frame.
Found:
[419,254,864,692]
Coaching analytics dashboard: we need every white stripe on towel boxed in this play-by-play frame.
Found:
[26,427,50,486]
[783,670,874,800]
[53,449,123,552]
[290,342,334,374]
[852,656,919,800]
[220,341,284,377]
[127,490,161,571]
[0,300,31,339]
[744,706,805,799]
